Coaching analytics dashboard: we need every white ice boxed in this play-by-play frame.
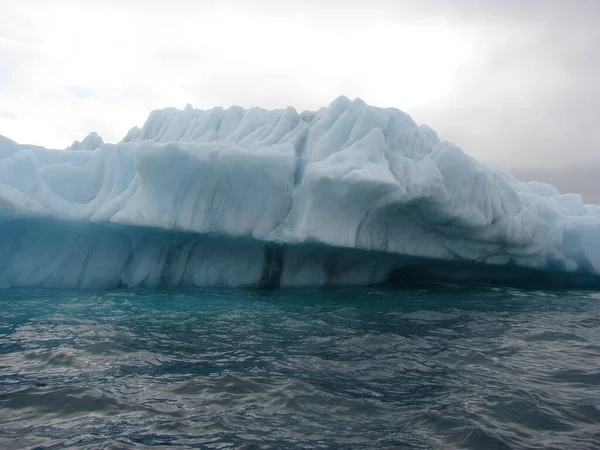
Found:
[0,97,598,288]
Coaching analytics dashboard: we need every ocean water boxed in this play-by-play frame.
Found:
[1,287,599,449]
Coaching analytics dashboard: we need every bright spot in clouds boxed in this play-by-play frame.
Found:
[0,1,473,148]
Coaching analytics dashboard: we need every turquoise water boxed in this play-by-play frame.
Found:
[1,287,600,449]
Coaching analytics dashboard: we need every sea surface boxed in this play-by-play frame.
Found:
[1,286,599,449]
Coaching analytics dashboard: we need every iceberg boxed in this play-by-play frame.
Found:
[0,97,598,288]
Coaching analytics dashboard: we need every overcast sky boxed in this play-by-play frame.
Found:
[0,0,598,201]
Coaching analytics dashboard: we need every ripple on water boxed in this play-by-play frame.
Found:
[0,287,599,449]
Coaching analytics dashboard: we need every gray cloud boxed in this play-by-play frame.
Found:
[400,0,600,202]
[410,1,600,150]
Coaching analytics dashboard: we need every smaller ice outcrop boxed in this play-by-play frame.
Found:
[66,132,104,151]
[120,127,141,143]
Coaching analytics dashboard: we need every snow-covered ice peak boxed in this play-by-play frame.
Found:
[66,132,104,151]
[0,97,598,288]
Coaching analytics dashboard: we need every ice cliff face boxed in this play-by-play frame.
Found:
[0,97,598,288]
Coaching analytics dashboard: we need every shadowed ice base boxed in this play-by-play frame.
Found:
[1,217,599,289]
